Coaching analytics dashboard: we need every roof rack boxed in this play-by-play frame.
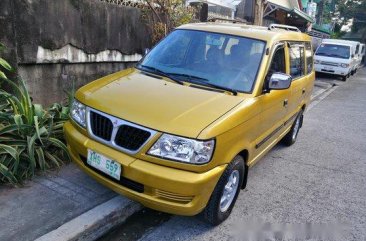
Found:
[268,24,301,32]
[207,18,247,24]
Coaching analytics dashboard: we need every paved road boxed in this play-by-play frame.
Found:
[127,70,366,241]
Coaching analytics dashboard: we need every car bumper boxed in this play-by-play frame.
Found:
[314,64,350,76]
[64,121,226,216]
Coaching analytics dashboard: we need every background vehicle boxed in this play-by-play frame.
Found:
[360,43,365,66]
[314,39,360,81]
[64,23,315,225]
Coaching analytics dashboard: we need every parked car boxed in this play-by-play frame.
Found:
[314,39,361,81]
[64,22,315,225]
[360,43,365,66]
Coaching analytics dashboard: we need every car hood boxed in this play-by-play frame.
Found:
[76,69,244,138]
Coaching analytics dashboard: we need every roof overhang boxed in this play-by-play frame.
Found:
[264,0,314,23]
[292,8,314,23]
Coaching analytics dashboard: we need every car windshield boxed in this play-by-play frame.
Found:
[138,29,266,93]
[316,44,350,59]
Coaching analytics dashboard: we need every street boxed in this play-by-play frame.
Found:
[100,69,366,241]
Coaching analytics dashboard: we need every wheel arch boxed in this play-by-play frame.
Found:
[237,149,249,190]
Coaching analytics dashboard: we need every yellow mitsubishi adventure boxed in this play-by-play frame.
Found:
[64,22,315,225]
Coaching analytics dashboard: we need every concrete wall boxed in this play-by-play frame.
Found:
[0,0,151,105]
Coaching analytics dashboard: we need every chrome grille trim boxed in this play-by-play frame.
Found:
[86,107,157,154]
[320,61,339,67]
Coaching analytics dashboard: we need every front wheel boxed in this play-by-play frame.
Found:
[202,156,245,225]
[282,110,303,146]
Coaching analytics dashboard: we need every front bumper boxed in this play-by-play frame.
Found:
[64,121,226,216]
[314,64,350,76]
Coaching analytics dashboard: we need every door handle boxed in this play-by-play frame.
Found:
[283,99,288,107]
[302,88,306,95]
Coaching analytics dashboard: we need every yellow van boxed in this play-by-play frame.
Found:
[64,22,314,225]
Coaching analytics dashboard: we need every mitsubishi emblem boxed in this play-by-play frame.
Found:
[113,119,118,126]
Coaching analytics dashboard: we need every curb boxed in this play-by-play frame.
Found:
[310,81,335,102]
[308,85,338,111]
[35,197,142,241]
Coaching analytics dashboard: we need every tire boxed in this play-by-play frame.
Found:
[202,156,245,226]
[342,75,347,81]
[282,110,303,146]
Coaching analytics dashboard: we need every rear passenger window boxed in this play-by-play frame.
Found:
[289,43,305,79]
[305,42,313,74]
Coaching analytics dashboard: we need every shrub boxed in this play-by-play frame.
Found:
[0,45,71,185]
[143,0,198,44]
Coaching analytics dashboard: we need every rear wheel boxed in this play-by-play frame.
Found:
[282,110,303,146]
[202,156,245,226]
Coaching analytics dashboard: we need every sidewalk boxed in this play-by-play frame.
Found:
[0,77,337,241]
[0,163,137,241]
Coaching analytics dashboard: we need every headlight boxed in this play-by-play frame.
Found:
[147,134,215,164]
[70,99,86,128]
[314,59,320,64]
[341,63,349,68]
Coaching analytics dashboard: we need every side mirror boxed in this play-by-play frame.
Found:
[144,48,150,55]
[268,73,292,90]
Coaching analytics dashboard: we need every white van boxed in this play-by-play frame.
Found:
[314,39,360,81]
[360,43,365,66]
[355,42,363,70]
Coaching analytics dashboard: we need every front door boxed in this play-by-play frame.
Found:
[254,43,290,157]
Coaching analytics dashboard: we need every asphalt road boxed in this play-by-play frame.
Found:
[102,69,366,241]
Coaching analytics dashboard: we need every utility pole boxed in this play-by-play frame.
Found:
[316,0,324,25]
[254,0,264,26]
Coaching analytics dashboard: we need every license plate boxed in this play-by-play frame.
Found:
[87,150,121,180]
[324,66,334,70]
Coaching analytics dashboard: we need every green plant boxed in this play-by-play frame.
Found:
[0,47,71,185]
[143,0,198,44]
[0,43,14,79]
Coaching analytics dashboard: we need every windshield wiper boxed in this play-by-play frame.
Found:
[316,52,329,56]
[188,79,238,96]
[166,73,237,95]
[167,73,209,82]
[327,53,347,58]
[136,65,183,85]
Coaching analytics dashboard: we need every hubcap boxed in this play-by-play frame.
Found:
[220,170,240,212]
[292,115,301,140]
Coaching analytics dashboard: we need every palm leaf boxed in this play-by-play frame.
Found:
[0,144,18,161]
[0,57,14,72]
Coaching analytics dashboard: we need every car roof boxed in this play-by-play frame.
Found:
[177,22,312,43]
[322,39,360,45]
[320,42,353,47]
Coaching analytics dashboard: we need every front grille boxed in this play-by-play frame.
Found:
[80,155,144,193]
[115,125,151,151]
[90,111,113,141]
[321,61,339,67]
[87,108,156,153]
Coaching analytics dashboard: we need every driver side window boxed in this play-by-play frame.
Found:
[270,47,286,74]
[264,45,286,91]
